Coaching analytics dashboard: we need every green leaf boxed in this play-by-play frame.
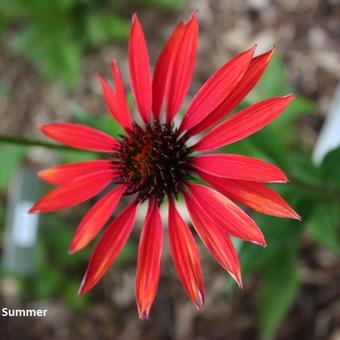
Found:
[133,0,183,10]
[250,54,314,140]
[0,144,25,190]
[247,128,290,169]
[85,12,130,45]
[223,138,269,160]
[63,279,89,312]
[240,192,307,276]
[273,95,314,128]
[252,54,290,100]
[59,150,97,163]
[81,115,123,139]
[308,204,340,253]
[258,249,300,340]
[289,153,322,186]
[114,240,137,267]
[321,147,340,189]
[33,267,63,300]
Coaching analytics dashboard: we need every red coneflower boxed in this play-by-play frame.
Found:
[30,13,300,319]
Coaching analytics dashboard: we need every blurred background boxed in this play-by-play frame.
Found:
[0,0,340,339]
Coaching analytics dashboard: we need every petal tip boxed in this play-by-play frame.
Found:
[68,237,82,254]
[249,44,257,55]
[262,47,275,61]
[194,303,203,311]
[68,246,76,255]
[131,13,139,25]
[28,203,41,213]
[233,272,243,289]
[188,10,198,21]
[138,307,150,320]
[38,124,48,134]
[292,212,302,221]
[235,272,243,288]
[78,277,88,296]
[28,206,38,214]
[284,93,296,101]
[97,73,105,84]
[251,239,267,248]
[229,270,243,288]
[37,170,45,179]
[194,291,205,310]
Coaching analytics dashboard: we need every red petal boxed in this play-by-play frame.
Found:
[152,21,186,120]
[166,13,198,123]
[99,76,119,124]
[188,49,274,136]
[192,154,288,183]
[40,123,118,153]
[193,95,294,151]
[99,63,132,131]
[129,14,152,123]
[79,201,137,295]
[186,183,266,246]
[200,171,301,219]
[183,189,242,286]
[111,60,133,130]
[69,185,126,254]
[135,200,163,319]
[30,170,115,213]
[168,199,205,308]
[38,160,114,185]
[180,46,255,131]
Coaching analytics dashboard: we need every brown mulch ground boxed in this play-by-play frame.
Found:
[1,0,340,339]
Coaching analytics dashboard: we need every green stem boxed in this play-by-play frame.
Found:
[0,135,88,152]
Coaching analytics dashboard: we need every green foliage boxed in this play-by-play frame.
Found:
[0,105,127,309]
[321,147,340,189]
[18,213,91,311]
[0,144,25,190]
[245,141,340,339]
[0,33,338,336]
[308,204,340,254]
[251,54,314,144]
[306,147,340,253]
[71,104,123,138]
[237,53,337,339]
[134,0,183,10]
[258,248,300,340]
[19,210,137,311]
[0,0,181,88]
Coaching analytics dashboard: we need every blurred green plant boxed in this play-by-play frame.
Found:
[0,0,182,89]
[17,210,137,312]
[0,144,26,190]
[232,55,340,340]
[0,105,137,312]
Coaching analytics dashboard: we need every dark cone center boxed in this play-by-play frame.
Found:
[113,121,192,203]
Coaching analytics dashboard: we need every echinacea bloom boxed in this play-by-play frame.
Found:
[30,13,300,319]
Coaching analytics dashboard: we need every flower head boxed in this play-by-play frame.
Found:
[30,13,300,319]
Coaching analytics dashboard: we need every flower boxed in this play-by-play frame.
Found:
[30,12,300,319]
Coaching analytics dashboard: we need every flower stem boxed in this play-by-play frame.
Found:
[0,135,87,152]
